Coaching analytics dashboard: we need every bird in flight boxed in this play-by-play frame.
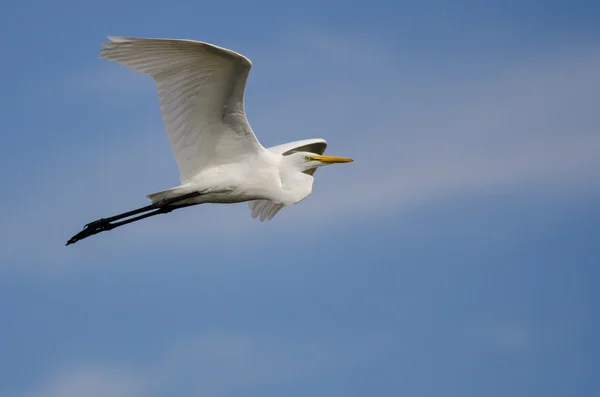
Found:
[67,36,353,246]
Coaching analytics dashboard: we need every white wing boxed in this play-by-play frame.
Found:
[248,138,328,222]
[266,138,327,157]
[100,36,265,183]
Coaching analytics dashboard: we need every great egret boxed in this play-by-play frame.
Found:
[66,36,353,246]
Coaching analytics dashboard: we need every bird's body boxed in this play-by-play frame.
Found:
[66,36,352,245]
[148,150,315,207]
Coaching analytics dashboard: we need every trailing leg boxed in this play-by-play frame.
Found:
[66,191,202,246]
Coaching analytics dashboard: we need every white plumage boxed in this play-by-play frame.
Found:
[66,36,352,245]
[100,36,261,183]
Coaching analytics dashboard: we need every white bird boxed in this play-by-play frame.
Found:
[67,36,353,246]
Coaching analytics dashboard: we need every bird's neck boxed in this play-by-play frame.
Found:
[277,169,314,205]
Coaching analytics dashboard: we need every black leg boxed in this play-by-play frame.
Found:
[66,191,202,246]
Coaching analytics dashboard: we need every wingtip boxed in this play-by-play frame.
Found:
[106,35,128,42]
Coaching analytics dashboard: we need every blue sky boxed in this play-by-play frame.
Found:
[1,0,599,396]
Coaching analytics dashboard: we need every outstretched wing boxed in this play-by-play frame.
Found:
[248,138,328,222]
[100,36,265,183]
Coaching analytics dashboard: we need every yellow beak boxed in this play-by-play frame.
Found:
[313,155,354,164]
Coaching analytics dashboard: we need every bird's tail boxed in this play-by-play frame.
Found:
[146,184,197,204]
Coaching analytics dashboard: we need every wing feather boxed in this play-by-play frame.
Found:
[100,36,264,182]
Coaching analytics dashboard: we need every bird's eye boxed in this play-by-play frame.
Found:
[305,156,312,161]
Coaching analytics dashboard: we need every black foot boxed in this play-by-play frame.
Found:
[66,220,111,246]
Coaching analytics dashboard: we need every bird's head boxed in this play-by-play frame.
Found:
[285,151,354,173]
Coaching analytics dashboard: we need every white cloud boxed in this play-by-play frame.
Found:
[252,34,600,221]
[467,323,531,353]
[16,367,146,397]
[11,332,387,397]
[490,325,530,351]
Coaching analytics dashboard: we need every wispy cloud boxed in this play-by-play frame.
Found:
[466,323,531,353]
[489,325,530,351]
[12,332,386,397]
[257,33,600,220]
[15,367,146,397]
